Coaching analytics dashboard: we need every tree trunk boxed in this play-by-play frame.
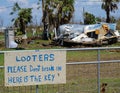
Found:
[106,8,110,23]
[42,0,49,40]
[19,16,26,34]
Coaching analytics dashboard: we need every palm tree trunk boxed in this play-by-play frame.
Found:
[42,0,49,40]
[106,10,110,23]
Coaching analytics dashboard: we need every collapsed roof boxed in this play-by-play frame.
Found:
[54,23,119,46]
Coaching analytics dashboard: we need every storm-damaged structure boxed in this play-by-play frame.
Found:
[53,23,120,46]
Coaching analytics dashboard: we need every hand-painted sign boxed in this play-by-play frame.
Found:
[4,50,66,86]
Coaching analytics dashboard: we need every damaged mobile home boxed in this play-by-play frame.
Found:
[53,23,120,46]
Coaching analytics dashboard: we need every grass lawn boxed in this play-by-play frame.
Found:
[0,31,120,93]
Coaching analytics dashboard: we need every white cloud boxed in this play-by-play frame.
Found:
[88,0,101,1]
[118,3,120,8]
[75,0,102,6]
[32,3,40,9]
[87,0,102,5]
[19,0,28,4]
[7,0,16,2]
[7,0,28,5]
[0,7,6,13]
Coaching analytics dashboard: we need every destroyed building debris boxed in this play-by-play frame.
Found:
[53,23,120,46]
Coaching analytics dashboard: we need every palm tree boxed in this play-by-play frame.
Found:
[41,0,74,39]
[10,3,32,34]
[101,0,119,23]
[84,12,96,24]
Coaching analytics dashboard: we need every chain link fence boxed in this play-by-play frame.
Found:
[0,47,120,93]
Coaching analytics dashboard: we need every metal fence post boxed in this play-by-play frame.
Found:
[97,49,101,93]
[36,85,39,93]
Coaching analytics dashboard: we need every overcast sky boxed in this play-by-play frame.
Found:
[0,0,120,27]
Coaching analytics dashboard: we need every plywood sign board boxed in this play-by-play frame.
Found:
[4,50,66,86]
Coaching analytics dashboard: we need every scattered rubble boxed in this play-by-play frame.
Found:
[53,23,120,46]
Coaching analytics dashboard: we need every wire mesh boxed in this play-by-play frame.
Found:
[0,47,120,93]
